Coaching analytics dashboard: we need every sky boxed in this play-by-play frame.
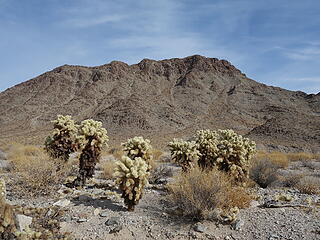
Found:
[0,0,320,93]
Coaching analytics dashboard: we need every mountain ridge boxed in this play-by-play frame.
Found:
[0,55,319,152]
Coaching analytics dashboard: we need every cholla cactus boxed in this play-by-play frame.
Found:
[220,207,239,223]
[168,139,200,171]
[114,156,149,211]
[45,115,78,161]
[196,129,256,183]
[0,179,16,236]
[122,136,153,170]
[76,119,109,186]
[0,179,5,203]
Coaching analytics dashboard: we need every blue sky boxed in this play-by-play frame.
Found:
[1,0,320,93]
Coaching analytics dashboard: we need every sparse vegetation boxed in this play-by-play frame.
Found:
[8,144,72,196]
[296,176,320,195]
[169,129,256,183]
[168,167,251,221]
[102,160,117,180]
[249,157,282,188]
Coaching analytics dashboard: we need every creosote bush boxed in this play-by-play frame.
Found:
[45,115,79,161]
[168,167,251,221]
[169,129,256,183]
[114,156,149,211]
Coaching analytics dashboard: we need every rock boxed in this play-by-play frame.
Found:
[78,195,92,202]
[155,178,168,184]
[194,223,207,233]
[77,218,87,223]
[105,216,121,226]
[15,214,33,231]
[53,199,70,207]
[109,224,123,234]
[99,212,108,217]
[231,219,243,231]
[93,208,101,216]
[224,236,232,240]
[269,234,279,240]
[250,200,260,208]
[0,160,12,170]
[0,150,7,160]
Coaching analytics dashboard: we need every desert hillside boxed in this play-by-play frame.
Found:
[0,55,319,151]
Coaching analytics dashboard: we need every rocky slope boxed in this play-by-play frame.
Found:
[0,55,319,151]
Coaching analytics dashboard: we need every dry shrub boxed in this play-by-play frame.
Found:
[287,152,314,162]
[168,167,251,220]
[149,164,174,184]
[112,148,124,161]
[256,151,289,168]
[280,173,305,188]
[102,160,116,180]
[297,176,320,195]
[249,158,282,188]
[151,149,163,161]
[8,144,72,196]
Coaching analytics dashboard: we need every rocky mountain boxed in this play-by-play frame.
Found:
[0,55,319,151]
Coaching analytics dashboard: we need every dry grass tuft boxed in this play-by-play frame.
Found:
[151,149,163,161]
[255,151,289,168]
[249,158,282,188]
[296,176,320,195]
[102,160,117,180]
[168,167,251,220]
[8,144,72,197]
[287,152,314,162]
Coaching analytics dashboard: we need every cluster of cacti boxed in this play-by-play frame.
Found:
[122,136,153,170]
[220,206,239,223]
[114,156,149,211]
[168,139,200,171]
[45,115,79,161]
[45,116,109,187]
[168,129,256,183]
[76,119,109,186]
[0,179,16,237]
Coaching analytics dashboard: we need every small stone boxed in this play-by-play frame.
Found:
[269,234,279,240]
[231,219,243,231]
[78,195,92,202]
[194,223,207,233]
[53,199,70,207]
[0,160,11,170]
[109,224,123,234]
[250,200,260,208]
[77,218,87,223]
[99,212,108,217]
[93,208,101,216]
[0,150,7,160]
[15,214,33,231]
[105,217,121,226]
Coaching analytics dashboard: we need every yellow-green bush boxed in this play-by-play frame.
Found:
[114,156,149,211]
